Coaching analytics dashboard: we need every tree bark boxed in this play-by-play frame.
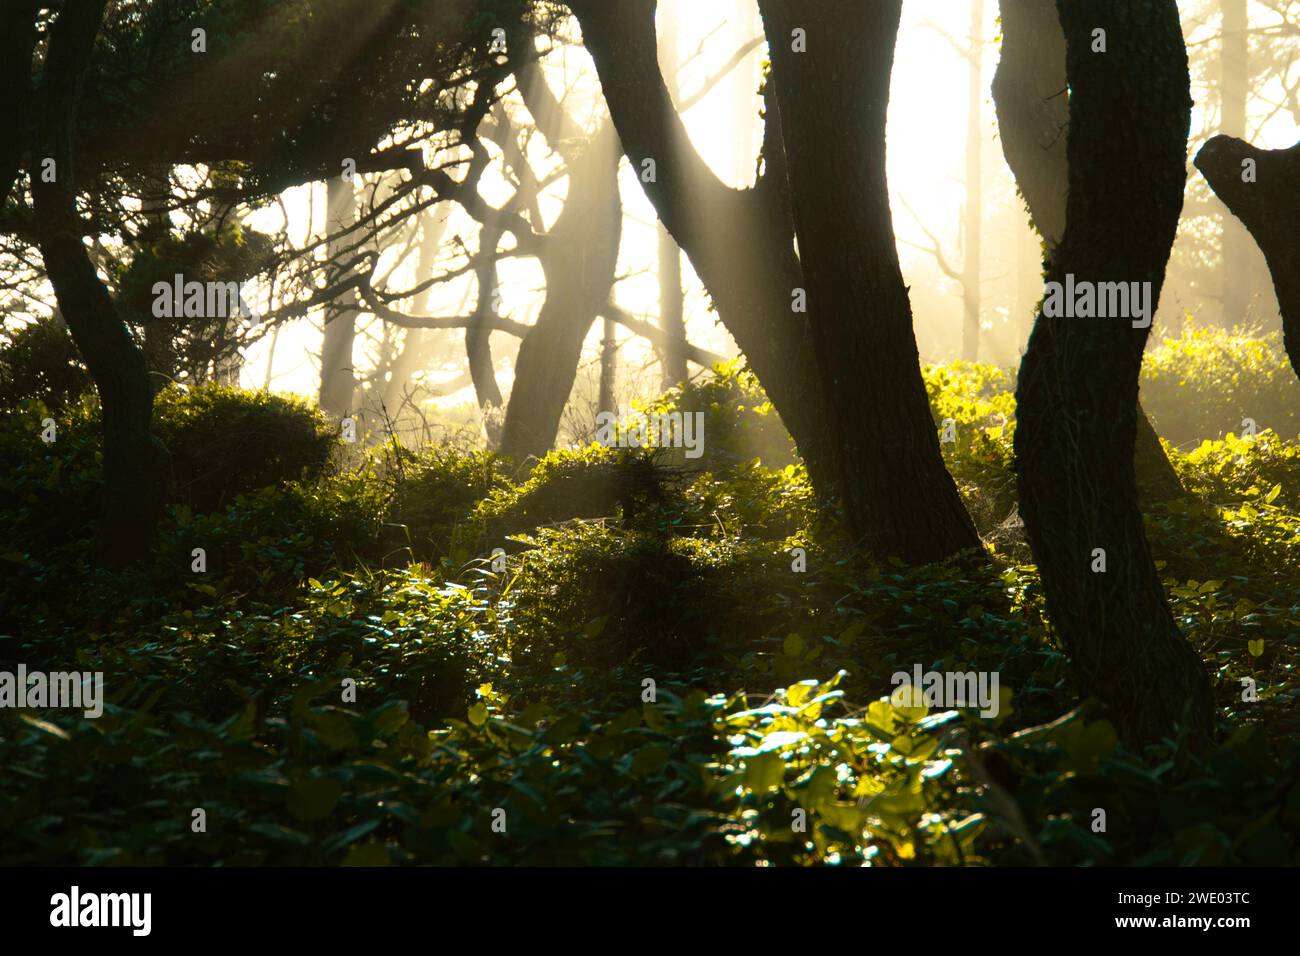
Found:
[757,0,983,563]
[31,0,168,567]
[567,0,834,489]
[1014,0,1213,747]
[993,0,1184,504]
[498,125,622,463]
[1196,136,1300,382]
[0,0,40,208]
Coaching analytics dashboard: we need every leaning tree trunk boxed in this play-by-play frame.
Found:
[31,0,168,567]
[1195,137,1300,383]
[567,0,835,491]
[759,0,983,563]
[466,221,506,426]
[993,0,1185,504]
[1014,0,1213,747]
[498,125,622,463]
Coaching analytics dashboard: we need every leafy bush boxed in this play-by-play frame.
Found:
[1140,323,1300,447]
[385,447,512,561]
[0,317,93,412]
[637,360,799,474]
[4,340,1300,868]
[152,384,337,512]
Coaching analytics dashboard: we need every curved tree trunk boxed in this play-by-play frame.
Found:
[758,0,983,563]
[31,0,168,567]
[498,125,622,463]
[467,221,506,427]
[993,0,1184,504]
[1195,136,1300,383]
[1014,0,1213,747]
[567,0,834,490]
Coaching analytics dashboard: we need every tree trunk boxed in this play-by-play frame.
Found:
[31,0,168,567]
[657,3,690,390]
[1014,0,1213,747]
[567,0,834,490]
[319,177,360,417]
[1196,136,1300,382]
[467,222,506,424]
[962,0,985,363]
[1219,0,1251,328]
[599,316,618,415]
[993,0,1184,504]
[498,126,622,463]
[755,0,982,563]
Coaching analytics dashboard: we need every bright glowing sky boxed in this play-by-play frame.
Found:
[242,0,1300,405]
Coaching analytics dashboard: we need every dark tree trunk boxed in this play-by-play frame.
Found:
[758,0,983,563]
[0,0,40,208]
[1014,0,1213,747]
[993,0,1185,504]
[567,0,835,490]
[1195,136,1300,382]
[31,0,168,567]
[498,126,622,463]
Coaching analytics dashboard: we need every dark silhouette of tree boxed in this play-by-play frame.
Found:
[27,0,168,566]
[758,0,982,562]
[570,0,984,563]
[1196,135,1300,381]
[1014,0,1214,746]
[993,0,1185,505]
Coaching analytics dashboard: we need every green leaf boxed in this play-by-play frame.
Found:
[287,777,343,822]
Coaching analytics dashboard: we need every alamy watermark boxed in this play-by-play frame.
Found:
[594,410,705,459]
[0,664,103,718]
[890,664,1000,718]
[50,886,151,936]
[151,273,261,325]
[1043,273,1153,329]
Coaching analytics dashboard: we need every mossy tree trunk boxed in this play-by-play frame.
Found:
[993,0,1185,505]
[1014,0,1213,747]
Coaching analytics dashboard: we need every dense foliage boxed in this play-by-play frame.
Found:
[2,334,1298,865]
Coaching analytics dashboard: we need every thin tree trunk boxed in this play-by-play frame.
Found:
[1219,0,1251,327]
[498,125,622,463]
[319,177,359,417]
[1014,0,1213,747]
[962,0,985,362]
[759,0,983,563]
[657,2,689,389]
[599,316,618,416]
[467,222,505,420]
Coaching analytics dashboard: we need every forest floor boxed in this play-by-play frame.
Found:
[2,326,1299,866]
